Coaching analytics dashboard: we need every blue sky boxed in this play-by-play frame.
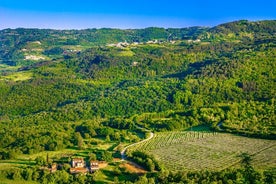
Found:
[1,0,275,29]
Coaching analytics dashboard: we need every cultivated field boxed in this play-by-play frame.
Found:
[130,130,276,171]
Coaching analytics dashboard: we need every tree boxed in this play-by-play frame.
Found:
[75,174,86,184]
[146,158,155,172]
[135,175,149,184]
[75,132,84,150]
[105,135,111,142]
[10,169,22,180]
[114,176,119,183]
[32,170,40,181]
[88,152,97,161]
[113,132,121,141]
[54,170,70,184]
[240,153,252,168]
[100,151,113,162]
[239,153,260,184]
[35,156,46,166]
[22,168,33,181]
[263,168,276,184]
[86,173,95,183]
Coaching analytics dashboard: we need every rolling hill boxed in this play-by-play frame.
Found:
[0,20,275,183]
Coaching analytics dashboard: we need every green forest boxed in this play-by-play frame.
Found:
[0,20,275,183]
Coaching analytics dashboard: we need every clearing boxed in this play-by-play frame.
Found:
[120,161,147,174]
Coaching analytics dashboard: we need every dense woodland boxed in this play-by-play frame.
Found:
[0,20,275,183]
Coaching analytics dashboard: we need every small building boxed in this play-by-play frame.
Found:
[90,161,99,173]
[71,158,85,168]
[70,158,87,174]
[69,158,105,174]
[132,61,139,66]
[50,163,57,173]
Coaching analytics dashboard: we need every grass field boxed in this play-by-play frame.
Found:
[0,71,33,81]
[117,49,135,57]
[130,129,276,171]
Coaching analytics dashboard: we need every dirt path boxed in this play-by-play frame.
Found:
[121,127,154,160]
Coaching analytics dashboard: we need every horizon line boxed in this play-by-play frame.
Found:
[1,19,274,31]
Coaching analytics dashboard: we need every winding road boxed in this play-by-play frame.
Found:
[121,127,154,160]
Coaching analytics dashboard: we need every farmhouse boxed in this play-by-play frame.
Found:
[71,158,85,168]
[89,160,99,173]
[69,158,105,174]
[70,158,88,174]
[50,163,57,173]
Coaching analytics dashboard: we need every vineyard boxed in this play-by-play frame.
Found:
[129,130,276,171]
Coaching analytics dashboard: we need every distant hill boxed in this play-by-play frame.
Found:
[210,20,276,35]
[0,26,206,66]
[1,20,275,67]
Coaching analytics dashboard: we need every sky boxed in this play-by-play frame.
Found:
[0,0,275,29]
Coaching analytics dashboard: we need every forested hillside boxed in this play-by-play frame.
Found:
[0,20,275,152]
[0,27,205,66]
[0,20,275,183]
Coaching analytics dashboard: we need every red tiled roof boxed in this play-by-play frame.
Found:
[70,167,88,174]
[72,158,84,161]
